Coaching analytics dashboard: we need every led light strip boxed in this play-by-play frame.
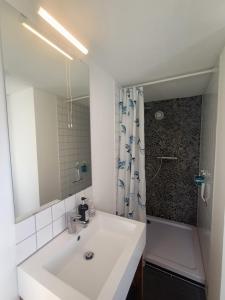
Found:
[22,22,73,60]
[38,7,88,55]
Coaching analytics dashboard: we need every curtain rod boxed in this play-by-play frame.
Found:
[124,68,216,88]
[65,68,216,102]
[66,95,89,102]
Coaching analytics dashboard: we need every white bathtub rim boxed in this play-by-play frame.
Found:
[146,215,195,230]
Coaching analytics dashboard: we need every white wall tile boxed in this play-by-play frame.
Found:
[52,201,65,221]
[16,234,36,265]
[37,224,53,249]
[35,208,52,230]
[65,195,76,212]
[15,216,36,244]
[84,186,93,200]
[15,187,91,265]
[53,215,66,237]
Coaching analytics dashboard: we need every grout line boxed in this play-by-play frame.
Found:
[17,210,68,244]
[36,221,53,233]
[16,232,37,246]
[50,205,54,238]
[33,215,38,250]
[16,189,91,262]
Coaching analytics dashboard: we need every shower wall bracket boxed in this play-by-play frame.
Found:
[195,170,210,206]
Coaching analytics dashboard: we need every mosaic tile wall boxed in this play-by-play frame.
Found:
[145,96,202,225]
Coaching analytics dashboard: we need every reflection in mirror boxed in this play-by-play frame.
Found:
[0,1,91,222]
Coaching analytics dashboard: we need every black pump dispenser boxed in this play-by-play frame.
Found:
[78,197,89,223]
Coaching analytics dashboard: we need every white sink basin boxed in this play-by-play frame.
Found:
[18,211,146,300]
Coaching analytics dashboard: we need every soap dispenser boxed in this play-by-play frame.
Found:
[78,197,89,223]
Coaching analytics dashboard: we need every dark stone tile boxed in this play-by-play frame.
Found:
[144,96,202,225]
[126,265,206,300]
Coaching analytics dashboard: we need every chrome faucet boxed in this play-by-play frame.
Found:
[67,212,87,234]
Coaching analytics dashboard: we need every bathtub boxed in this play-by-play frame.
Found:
[144,215,205,284]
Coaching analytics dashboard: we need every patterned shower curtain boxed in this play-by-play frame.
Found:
[117,86,146,222]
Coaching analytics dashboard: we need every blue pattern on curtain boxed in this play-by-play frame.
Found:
[117,86,146,222]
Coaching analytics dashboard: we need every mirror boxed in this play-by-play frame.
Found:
[0,1,91,222]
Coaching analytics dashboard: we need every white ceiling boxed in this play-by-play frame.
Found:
[4,0,225,98]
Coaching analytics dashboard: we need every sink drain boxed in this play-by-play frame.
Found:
[84,251,94,260]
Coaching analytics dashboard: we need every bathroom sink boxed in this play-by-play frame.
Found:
[18,211,146,300]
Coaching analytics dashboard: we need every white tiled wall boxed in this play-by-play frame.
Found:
[15,216,36,244]
[35,207,52,231]
[37,224,53,249]
[16,235,37,265]
[57,100,92,199]
[53,215,66,237]
[52,201,65,220]
[15,186,92,265]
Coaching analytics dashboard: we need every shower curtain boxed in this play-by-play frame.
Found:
[117,86,146,222]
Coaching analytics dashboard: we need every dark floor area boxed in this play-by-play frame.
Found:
[127,264,206,300]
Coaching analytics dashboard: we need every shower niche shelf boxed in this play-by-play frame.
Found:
[156,156,178,160]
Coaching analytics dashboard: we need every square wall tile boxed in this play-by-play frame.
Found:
[65,195,76,212]
[16,234,36,265]
[36,208,52,230]
[15,216,36,244]
[53,215,66,237]
[52,201,65,221]
[37,224,53,249]
[84,186,93,200]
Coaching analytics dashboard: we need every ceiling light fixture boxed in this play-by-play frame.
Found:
[38,7,88,55]
[22,22,73,60]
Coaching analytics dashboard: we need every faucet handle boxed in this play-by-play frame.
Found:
[73,214,81,222]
